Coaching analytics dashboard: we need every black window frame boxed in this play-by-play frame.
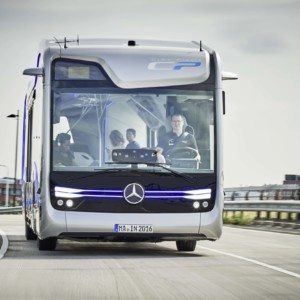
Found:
[26,91,35,182]
[50,58,217,175]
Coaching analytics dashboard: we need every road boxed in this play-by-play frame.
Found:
[0,215,299,299]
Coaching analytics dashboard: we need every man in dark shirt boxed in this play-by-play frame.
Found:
[126,128,141,149]
[157,114,198,156]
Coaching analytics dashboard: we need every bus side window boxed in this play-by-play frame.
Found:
[26,107,33,182]
[26,91,35,182]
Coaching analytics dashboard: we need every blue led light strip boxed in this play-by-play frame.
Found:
[55,186,211,200]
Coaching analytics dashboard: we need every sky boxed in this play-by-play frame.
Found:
[0,0,299,187]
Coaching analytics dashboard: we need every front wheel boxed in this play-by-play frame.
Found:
[37,237,57,251]
[176,240,197,252]
[25,220,37,240]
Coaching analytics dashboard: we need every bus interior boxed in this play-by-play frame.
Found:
[52,88,214,173]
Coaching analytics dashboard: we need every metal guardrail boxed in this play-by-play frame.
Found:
[0,206,22,214]
[224,200,300,213]
[224,184,300,201]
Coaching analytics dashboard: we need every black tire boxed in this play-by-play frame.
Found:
[37,237,57,251]
[176,240,197,252]
[25,220,37,240]
[24,187,37,240]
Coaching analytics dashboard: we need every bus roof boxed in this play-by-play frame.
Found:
[41,38,213,88]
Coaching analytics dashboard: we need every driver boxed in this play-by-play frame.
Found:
[157,113,198,156]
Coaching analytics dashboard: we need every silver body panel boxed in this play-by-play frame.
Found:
[66,212,200,235]
[28,39,224,241]
[39,192,222,240]
[46,39,210,89]
[199,50,224,240]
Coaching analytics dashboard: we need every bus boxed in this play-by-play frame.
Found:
[22,38,237,251]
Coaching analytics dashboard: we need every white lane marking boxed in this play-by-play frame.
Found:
[224,225,297,235]
[199,246,300,279]
[0,229,9,259]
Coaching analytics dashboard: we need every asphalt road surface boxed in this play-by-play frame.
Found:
[0,215,299,299]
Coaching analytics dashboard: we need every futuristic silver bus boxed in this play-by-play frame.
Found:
[22,38,237,251]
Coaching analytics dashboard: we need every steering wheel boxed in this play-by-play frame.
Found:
[166,147,199,159]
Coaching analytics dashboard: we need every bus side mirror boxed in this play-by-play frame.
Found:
[222,71,238,81]
[23,68,44,77]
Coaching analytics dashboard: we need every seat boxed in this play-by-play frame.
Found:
[70,143,91,154]
[185,125,194,135]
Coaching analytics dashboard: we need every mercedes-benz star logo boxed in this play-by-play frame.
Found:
[123,183,145,204]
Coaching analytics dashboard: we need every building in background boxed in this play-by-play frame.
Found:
[0,178,22,206]
[283,174,300,185]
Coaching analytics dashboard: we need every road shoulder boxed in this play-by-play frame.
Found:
[224,224,300,235]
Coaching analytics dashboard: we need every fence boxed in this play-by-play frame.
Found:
[224,200,300,221]
[0,206,22,214]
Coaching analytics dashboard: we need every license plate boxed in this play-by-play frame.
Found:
[114,224,153,233]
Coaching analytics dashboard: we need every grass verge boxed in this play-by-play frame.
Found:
[223,213,254,226]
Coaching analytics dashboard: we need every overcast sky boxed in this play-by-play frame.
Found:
[0,0,299,187]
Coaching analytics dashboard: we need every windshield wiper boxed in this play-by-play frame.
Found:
[105,161,197,184]
[146,162,197,184]
[66,162,197,184]
[66,168,126,182]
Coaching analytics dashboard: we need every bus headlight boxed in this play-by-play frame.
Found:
[66,199,74,208]
[202,201,209,208]
[57,199,64,206]
[193,201,200,209]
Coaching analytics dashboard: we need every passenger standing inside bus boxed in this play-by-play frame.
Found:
[126,128,140,149]
[106,130,125,160]
[157,114,198,155]
[53,133,76,166]
[109,130,125,149]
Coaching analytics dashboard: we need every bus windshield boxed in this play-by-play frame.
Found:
[51,87,214,174]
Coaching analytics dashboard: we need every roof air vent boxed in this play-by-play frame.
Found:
[128,40,136,46]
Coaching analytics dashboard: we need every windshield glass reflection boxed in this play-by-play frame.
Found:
[52,88,214,173]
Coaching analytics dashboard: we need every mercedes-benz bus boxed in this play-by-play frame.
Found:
[22,38,237,250]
